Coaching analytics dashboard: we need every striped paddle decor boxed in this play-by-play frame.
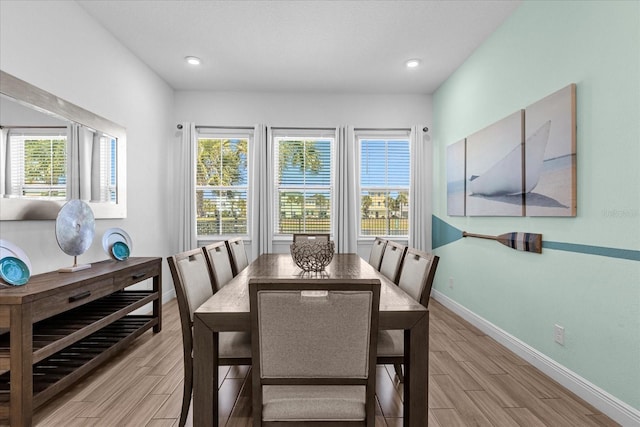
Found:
[462,231,543,254]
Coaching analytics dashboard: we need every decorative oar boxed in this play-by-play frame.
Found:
[462,231,543,254]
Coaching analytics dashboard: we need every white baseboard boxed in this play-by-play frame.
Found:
[431,290,640,427]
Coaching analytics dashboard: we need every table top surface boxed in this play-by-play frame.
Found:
[195,253,426,320]
[0,257,161,304]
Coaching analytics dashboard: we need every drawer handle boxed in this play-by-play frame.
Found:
[69,291,91,302]
[132,273,147,280]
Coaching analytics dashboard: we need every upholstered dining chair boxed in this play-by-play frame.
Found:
[167,248,252,427]
[226,237,249,276]
[292,233,331,242]
[377,248,439,382]
[367,237,387,271]
[378,240,407,284]
[203,241,235,292]
[249,278,381,426]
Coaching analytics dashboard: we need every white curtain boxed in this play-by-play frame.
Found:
[178,122,197,251]
[250,124,273,258]
[67,123,81,199]
[335,125,357,253]
[78,126,94,201]
[409,125,433,252]
[90,133,102,202]
[1,128,8,196]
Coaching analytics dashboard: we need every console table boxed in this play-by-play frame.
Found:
[0,257,162,427]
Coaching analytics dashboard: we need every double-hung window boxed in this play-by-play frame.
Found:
[357,131,410,237]
[273,129,334,236]
[195,129,251,238]
[5,128,68,199]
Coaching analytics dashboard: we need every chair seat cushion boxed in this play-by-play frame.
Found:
[219,331,251,359]
[262,385,366,421]
[377,330,404,357]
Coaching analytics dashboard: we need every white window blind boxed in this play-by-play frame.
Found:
[7,129,67,199]
[196,129,251,237]
[273,129,334,235]
[358,131,410,237]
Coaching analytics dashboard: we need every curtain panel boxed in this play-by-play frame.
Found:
[409,125,432,252]
[250,124,273,259]
[335,125,357,253]
[178,122,197,252]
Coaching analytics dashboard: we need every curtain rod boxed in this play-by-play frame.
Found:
[176,124,254,130]
[271,126,336,131]
[354,127,428,132]
[1,125,67,129]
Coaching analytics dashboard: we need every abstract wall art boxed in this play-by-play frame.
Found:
[524,84,577,216]
[446,138,466,216]
[446,84,576,217]
[465,110,525,216]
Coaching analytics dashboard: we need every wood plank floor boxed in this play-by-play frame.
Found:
[23,298,618,426]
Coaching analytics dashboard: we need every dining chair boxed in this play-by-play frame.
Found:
[367,237,387,271]
[377,248,439,382]
[167,248,252,427]
[292,233,330,242]
[203,241,235,292]
[378,240,407,284]
[226,237,249,276]
[249,278,381,426]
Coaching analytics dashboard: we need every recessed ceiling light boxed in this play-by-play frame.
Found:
[185,56,201,66]
[405,58,421,69]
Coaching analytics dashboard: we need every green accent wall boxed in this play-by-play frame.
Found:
[432,0,640,412]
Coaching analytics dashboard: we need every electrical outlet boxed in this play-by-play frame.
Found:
[448,277,454,289]
[554,324,565,345]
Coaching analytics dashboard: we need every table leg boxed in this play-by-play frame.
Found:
[10,304,33,427]
[404,311,429,426]
[194,316,219,427]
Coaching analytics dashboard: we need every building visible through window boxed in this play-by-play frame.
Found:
[358,133,410,236]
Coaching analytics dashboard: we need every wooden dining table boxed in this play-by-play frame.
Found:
[193,253,428,426]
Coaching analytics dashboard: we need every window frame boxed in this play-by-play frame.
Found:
[272,128,336,240]
[195,128,252,240]
[356,130,411,239]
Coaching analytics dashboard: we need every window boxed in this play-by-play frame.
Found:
[274,130,334,235]
[196,130,250,237]
[6,129,67,199]
[358,132,410,237]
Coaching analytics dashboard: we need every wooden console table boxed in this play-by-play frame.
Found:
[0,257,162,427]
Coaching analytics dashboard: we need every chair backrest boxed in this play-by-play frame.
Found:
[368,237,387,271]
[167,248,215,369]
[379,240,407,284]
[292,233,330,242]
[397,248,440,307]
[226,237,248,276]
[203,241,234,292]
[249,278,380,422]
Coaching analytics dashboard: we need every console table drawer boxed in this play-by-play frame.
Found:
[31,277,115,323]
[114,262,160,288]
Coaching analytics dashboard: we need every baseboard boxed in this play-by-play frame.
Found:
[162,288,176,304]
[431,290,640,427]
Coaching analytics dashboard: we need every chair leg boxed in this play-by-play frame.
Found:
[394,363,404,383]
[180,359,193,427]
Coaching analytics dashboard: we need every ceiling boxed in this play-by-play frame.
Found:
[77,0,521,94]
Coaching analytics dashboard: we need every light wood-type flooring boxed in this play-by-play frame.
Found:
[25,298,618,426]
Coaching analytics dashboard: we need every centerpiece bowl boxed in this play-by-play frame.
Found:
[290,240,335,272]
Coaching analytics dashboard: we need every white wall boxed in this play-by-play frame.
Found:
[0,1,176,301]
[173,90,431,258]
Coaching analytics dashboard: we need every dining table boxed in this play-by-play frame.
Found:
[193,253,429,426]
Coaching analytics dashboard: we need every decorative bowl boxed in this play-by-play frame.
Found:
[290,240,335,272]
